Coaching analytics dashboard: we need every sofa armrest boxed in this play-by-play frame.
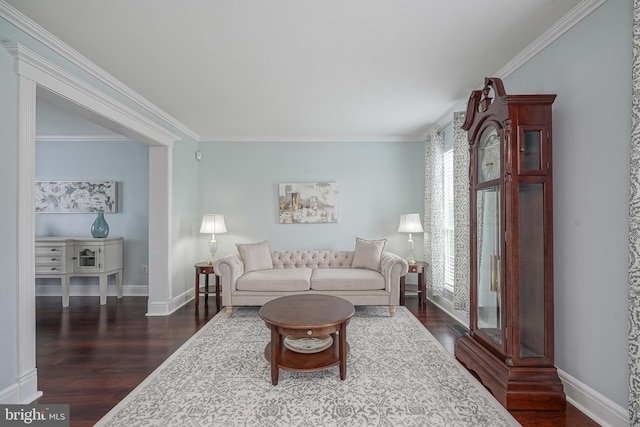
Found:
[213,254,244,305]
[380,252,409,304]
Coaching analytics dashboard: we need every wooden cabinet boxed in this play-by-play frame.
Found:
[454,78,565,411]
[35,237,123,307]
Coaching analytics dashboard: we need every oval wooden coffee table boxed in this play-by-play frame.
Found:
[259,294,355,385]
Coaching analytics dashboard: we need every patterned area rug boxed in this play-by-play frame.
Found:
[96,306,520,426]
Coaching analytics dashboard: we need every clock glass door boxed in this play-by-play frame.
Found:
[476,186,502,346]
[518,183,546,359]
[478,126,500,183]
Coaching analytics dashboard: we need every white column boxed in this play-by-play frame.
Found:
[16,74,41,403]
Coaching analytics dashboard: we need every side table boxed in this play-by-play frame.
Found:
[194,262,220,312]
[400,261,427,309]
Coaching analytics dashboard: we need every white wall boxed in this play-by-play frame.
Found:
[35,140,150,290]
[504,0,630,411]
[197,140,425,260]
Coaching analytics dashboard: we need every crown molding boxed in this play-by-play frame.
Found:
[0,1,200,142]
[4,42,180,146]
[495,0,608,78]
[200,135,424,143]
[426,0,608,138]
[36,135,132,142]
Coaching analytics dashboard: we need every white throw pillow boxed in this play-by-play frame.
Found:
[236,240,273,272]
[352,237,386,271]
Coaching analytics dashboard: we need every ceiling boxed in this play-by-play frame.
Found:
[6,0,586,142]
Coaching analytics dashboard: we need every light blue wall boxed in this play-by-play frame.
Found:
[504,0,631,409]
[198,141,425,260]
[172,139,200,297]
[35,140,150,288]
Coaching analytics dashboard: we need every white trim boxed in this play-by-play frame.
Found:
[558,369,630,427]
[147,146,172,316]
[0,1,200,142]
[0,383,20,404]
[36,135,132,143]
[168,289,195,314]
[3,40,177,404]
[3,42,179,147]
[495,0,608,78]
[429,294,469,327]
[15,74,42,404]
[200,135,424,143]
[146,289,194,317]
[426,0,608,137]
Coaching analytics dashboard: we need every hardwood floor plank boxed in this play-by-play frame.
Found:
[34,295,599,426]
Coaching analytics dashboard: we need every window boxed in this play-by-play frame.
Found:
[443,147,455,296]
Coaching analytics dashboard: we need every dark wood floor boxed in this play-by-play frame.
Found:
[35,295,599,427]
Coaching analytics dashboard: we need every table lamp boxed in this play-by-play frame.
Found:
[200,214,227,264]
[398,213,423,265]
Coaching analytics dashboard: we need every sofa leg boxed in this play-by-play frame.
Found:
[226,306,233,318]
[389,305,396,317]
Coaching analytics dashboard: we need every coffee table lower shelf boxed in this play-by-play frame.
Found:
[264,337,350,375]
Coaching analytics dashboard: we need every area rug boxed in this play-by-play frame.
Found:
[95,306,520,426]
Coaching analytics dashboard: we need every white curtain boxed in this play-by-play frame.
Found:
[424,129,445,298]
[628,0,640,423]
[424,118,470,311]
[452,111,470,312]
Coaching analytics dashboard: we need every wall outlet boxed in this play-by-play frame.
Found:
[142,264,148,274]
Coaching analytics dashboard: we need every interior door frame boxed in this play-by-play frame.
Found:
[4,41,178,403]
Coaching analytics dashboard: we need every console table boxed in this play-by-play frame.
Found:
[35,237,124,307]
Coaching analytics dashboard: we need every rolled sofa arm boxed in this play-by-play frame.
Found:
[213,254,244,306]
[379,252,409,304]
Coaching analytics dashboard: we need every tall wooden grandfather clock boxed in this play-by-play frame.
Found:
[454,78,566,411]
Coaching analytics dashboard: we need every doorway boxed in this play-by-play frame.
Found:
[7,42,177,403]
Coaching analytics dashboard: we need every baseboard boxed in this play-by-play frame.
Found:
[0,369,42,404]
[558,369,629,427]
[167,288,193,315]
[146,288,194,316]
[36,284,148,297]
[428,296,630,426]
[0,383,20,404]
[429,295,469,326]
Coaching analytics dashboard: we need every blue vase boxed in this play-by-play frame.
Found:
[91,210,109,238]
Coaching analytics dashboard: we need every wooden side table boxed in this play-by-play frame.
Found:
[400,261,427,309]
[194,262,220,312]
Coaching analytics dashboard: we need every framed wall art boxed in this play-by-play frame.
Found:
[35,181,118,213]
[278,182,339,224]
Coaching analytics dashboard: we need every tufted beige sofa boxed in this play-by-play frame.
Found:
[214,248,408,317]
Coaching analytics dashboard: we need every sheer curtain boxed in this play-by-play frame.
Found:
[628,1,640,423]
[424,129,445,298]
[424,117,470,312]
[452,112,470,312]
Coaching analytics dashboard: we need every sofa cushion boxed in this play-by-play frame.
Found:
[311,268,385,291]
[352,238,386,271]
[236,240,273,272]
[237,268,312,291]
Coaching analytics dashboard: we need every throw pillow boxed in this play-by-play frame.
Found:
[352,237,386,271]
[236,240,273,272]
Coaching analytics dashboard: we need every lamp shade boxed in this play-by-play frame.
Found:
[398,213,423,233]
[200,214,227,234]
